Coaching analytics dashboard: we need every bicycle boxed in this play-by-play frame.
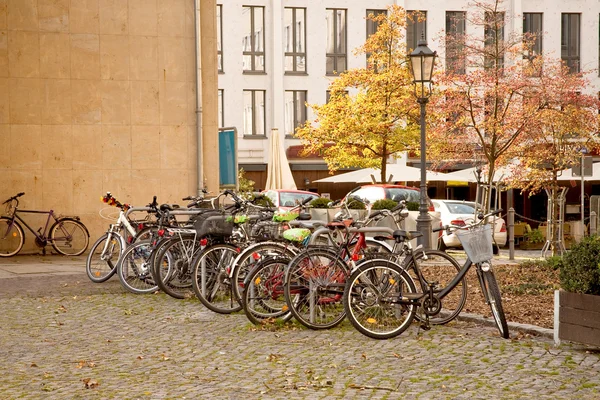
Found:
[343,209,509,340]
[0,192,89,257]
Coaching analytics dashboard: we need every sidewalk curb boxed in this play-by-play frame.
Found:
[458,312,553,339]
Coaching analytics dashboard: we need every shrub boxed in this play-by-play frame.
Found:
[309,197,331,209]
[524,228,544,244]
[405,201,419,211]
[371,199,398,210]
[346,198,366,210]
[250,194,275,208]
[559,235,600,295]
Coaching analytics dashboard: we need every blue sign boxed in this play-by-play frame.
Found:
[219,128,238,188]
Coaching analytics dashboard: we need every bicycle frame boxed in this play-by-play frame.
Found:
[4,208,59,242]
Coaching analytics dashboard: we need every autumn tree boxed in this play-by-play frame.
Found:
[295,6,420,183]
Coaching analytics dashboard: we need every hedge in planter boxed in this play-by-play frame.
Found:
[559,236,600,295]
[371,199,398,210]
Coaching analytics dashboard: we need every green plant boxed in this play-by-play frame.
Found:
[371,199,398,210]
[524,228,544,244]
[405,201,419,211]
[309,197,331,209]
[346,198,366,210]
[250,194,275,208]
[559,235,600,295]
[238,168,255,199]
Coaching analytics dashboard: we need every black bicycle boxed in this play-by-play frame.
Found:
[0,192,89,257]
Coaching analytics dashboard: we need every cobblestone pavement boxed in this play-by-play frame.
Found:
[1,274,599,400]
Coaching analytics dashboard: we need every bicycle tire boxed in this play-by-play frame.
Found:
[86,233,123,283]
[284,247,350,330]
[406,249,467,325]
[0,217,25,257]
[50,218,89,256]
[230,241,298,303]
[117,240,159,294]
[343,259,417,340]
[241,257,294,325]
[479,267,510,339]
[192,243,242,314]
[154,236,201,299]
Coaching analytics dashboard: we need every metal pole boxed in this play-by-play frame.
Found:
[508,207,515,260]
[416,97,431,249]
[591,211,597,236]
[581,153,585,236]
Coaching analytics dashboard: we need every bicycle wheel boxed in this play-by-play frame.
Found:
[0,217,24,257]
[284,247,350,330]
[192,243,241,314]
[242,257,294,325]
[344,259,417,339]
[479,267,509,339]
[50,218,89,256]
[117,240,159,294]
[86,233,123,283]
[154,236,200,299]
[230,242,298,303]
[406,249,467,325]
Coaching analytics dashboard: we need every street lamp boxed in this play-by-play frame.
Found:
[409,33,437,248]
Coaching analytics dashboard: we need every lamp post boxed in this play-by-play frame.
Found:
[409,34,436,249]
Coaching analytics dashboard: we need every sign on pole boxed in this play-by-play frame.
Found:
[572,156,593,177]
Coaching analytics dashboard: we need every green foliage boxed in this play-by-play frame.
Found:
[237,168,255,198]
[346,198,367,210]
[309,197,331,209]
[524,228,545,244]
[405,201,419,211]
[250,194,275,208]
[371,199,398,210]
[559,236,600,295]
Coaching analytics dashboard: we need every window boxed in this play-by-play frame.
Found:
[326,9,347,75]
[326,90,348,103]
[445,11,466,74]
[561,13,580,73]
[484,11,505,70]
[218,89,224,128]
[284,7,306,73]
[366,9,387,66]
[406,10,427,53]
[217,4,223,72]
[284,91,307,136]
[523,13,543,57]
[243,90,265,136]
[242,6,265,72]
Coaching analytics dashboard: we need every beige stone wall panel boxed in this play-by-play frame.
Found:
[10,124,42,169]
[186,124,197,170]
[159,81,187,126]
[100,80,130,124]
[101,124,131,169]
[9,78,43,124]
[99,0,127,35]
[0,0,6,30]
[41,124,72,169]
[8,31,40,77]
[184,0,195,38]
[0,123,8,168]
[72,169,103,215]
[160,168,189,203]
[7,0,38,31]
[9,169,43,209]
[71,79,101,124]
[42,168,73,211]
[0,77,8,123]
[100,34,129,80]
[131,125,159,169]
[40,32,71,78]
[158,0,185,38]
[38,0,69,32]
[158,36,186,82]
[102,169,131,202]
[43,79,72,124]
[72,125,102,169]
[70,33,100,79]
[131,169,161,205]
[129,36,157,81]
[130,81,159,125]
[69,0,99,34]
[185,37,195,83]
[128,0,157,37]
[159,125,188,169]
[186,83,196,126]
[0,30,7,77]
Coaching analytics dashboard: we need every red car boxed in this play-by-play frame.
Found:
[262,189,320,212]
[345,184,435,211]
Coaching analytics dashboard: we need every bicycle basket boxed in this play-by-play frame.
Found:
[455,224,493,264]
[250,220,284,240]
[195,214,234,237]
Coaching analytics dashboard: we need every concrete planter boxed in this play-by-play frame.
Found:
[309,209,329,222]
[554,290,600,347]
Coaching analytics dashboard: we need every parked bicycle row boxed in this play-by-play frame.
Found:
[82,189,509,340]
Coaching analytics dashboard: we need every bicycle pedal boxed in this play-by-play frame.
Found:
[420,323,431,331]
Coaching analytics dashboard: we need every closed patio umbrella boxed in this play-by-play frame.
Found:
[265,128,297,190]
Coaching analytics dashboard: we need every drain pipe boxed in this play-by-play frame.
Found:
[194,0,204,195]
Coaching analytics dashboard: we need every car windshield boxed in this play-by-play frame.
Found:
[445,202,476,214]
[279,192,318,207]
[384,188,420,203]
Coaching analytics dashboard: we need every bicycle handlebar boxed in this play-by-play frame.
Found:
[2,192,25,205]
[434,208,504,233]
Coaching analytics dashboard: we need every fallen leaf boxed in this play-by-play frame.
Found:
[82,378,99,389]
[137,355,144,360]
[30,363,38,367]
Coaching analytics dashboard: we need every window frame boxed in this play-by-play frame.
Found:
[561,13,580,74]
[217,4,223,73]
[445,11,466,75]
[284,7,307,75]
[284,90,308,137]
[325,8,347,76]
[406,10,427,53]
[242,5,266,74]
[243,89,266,137]
[366,9,387,67]
[218,89,224,128]
[484,11,505,71]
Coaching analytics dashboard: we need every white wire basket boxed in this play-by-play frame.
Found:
[455,224,493,264]
[99,207,120,222]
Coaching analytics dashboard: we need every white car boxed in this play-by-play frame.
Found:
[432,200,507,251]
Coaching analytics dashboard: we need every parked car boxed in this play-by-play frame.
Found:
[262,189,320,212]
[431,199,507,251]
[343,184,441,248]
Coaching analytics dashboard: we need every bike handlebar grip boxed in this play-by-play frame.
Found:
[17,192,25,197]
[368,210,383,219]
[182,196,193,201]
[433,226,445,233]
[391,201,406,213]
[301,197,312,205]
